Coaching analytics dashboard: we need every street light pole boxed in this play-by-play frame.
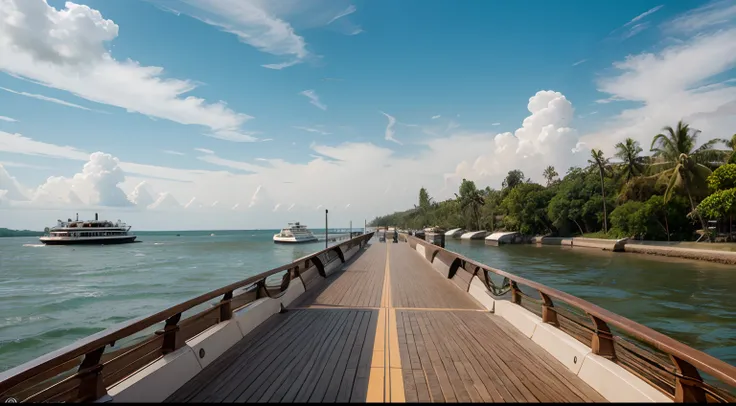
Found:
[325,209,329,249]
[350,220,352,239]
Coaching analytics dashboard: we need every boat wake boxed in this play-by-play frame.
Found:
[22,244,45,248]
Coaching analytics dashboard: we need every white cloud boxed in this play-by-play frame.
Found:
[163,150,185,156]
[0,131,89,161]
[491,122,501,126]
[0,116,17,122]
[327,5,356,25]
[205,130,259,142]
[249,185,262,208]
[431,115,441,120]
[0,86,96,112]
[626,5,664,27]
[299,90,327,110]
[293,126,331,135]
[0,163,29,200]
[663,0,736,34]
[0,0,253,139]
[30,152,133,208]
[155,0,308,69]
[381,112,401,145]
[584,27,736,154]
[231,202,239,210]
[572,59,587,67]
[148,192,181,210]
[129,181,155,208]
[287,203,295,211]
[445,90,584,187]
[273,203,281,212]
[195,148,215,154]
[184,197,197,209]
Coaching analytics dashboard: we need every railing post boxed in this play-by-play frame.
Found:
[161,313,182,355]
[588,314,615,359]
[540,292,559,327]
[75,346,106,402]
[510,281,522,305]
[220,291,233,322]
[670,355,707,403]
[255,279,270,299]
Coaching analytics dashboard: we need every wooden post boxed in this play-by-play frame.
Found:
[670,355,707,403]
[510,281,522,305]
[540,292,559,327]
[220,291,233,321]
[588,314,615,359]
[75,347,106,402]
[161,313,182,355]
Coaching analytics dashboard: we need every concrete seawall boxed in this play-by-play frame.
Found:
[624,243,736,265]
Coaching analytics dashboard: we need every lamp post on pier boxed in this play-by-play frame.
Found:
[325,209,329,249]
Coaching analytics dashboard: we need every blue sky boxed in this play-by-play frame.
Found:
[1,0,735,230]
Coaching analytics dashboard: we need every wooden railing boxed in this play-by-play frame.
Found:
[0,232,374,403]
[403,234,736,403]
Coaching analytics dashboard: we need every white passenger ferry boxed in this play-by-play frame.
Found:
[273,222,318,244]
[39,213,137,245]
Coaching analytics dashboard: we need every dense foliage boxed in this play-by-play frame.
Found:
[370,123,736,241]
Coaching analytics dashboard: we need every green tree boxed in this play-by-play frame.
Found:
[614,138,646,182]
[502,170,526,190]
[697,164,736,236]
[502,183,553,235]
[650,120,722,236]
[717,134,736,164]
[588,149,611,233]
[543,165,558,186]
[455,179,485,230]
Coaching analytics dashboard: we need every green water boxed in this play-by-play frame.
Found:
[0,232,734,375]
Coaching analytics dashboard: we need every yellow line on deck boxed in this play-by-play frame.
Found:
[367,243,405,403]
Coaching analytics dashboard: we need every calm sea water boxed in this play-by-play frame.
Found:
[0,232,734,374]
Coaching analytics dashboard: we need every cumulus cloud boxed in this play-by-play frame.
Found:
[445,90,584,187]
[31,152,133,207]
[0,0,253,140]
[293,126,331,135]
[129,181,155,208]
[299,90,326,110]
[381,112,401,145]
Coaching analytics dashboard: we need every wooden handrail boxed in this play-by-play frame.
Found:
[0,232,374,401]
[404,234,736,398]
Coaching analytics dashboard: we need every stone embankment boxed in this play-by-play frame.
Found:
[623,243,736,265]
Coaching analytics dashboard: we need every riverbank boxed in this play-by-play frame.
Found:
[528,235,736,265]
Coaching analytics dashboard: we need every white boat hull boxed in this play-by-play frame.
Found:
[273,235,318,244]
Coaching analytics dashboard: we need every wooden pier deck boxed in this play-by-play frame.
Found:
[166,241,605,403]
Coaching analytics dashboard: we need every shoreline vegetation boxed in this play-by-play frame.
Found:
[0,228,43,237]
[370,121,736,264]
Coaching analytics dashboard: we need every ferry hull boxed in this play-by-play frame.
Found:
[40,236,138,245]
[273,237,318,244]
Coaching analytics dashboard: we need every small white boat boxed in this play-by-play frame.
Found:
[39,213,136,245]
[273,222,318,244]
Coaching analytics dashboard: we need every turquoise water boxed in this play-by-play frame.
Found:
[0,229,348,372]
[0,232,734,375]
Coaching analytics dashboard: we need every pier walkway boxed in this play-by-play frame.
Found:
[166,241,604,403]
[2,233,734,404]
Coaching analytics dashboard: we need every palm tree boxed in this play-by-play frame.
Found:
[614,138,646,181]
[717,134,736,164]
[543,165,558,186]
[588,149,611,233]
[455,179,485,230]
[650,120,723,238]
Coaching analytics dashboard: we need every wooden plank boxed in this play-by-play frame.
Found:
[350,310,378,403]
[262,309,346,402]
[336,311,372,403]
